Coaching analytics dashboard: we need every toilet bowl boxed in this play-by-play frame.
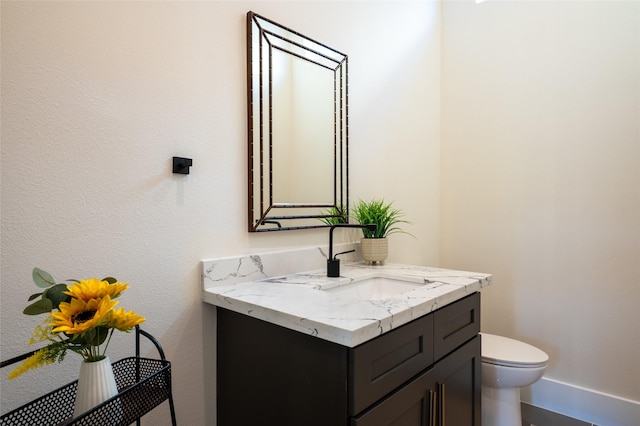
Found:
[481,333,549,426]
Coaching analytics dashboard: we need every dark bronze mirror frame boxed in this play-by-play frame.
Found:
[247,11,349,232]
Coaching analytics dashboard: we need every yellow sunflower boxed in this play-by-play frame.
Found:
[64,278,129,301]
[108,307,145,331]
[50,295,118,335]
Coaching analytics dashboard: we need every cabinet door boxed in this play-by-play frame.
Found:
[435,335,481,426]
[352,336,481,426]
[217,308,349,426]
[352,368,437,426]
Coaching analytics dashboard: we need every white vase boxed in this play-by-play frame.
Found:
[73,356,119,418]
[360,237,388,265]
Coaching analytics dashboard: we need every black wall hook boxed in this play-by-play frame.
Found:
[173,157,193,174]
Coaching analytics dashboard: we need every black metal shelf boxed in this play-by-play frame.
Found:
[1,327,176,426]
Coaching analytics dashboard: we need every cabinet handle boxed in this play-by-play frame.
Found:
[438,383,446,426]
[428,390,436,426]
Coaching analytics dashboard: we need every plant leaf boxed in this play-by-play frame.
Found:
[28,292,43,301]
[43,284,71,310]
[23,298,53,315]
[102,277,117,284]
[32,268,56,288]
[352,199,412,238]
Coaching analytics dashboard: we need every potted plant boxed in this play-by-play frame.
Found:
[351,199,411,264]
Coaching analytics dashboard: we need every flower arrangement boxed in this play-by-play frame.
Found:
[8,268,145,379]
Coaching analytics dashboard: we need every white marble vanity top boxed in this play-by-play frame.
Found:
[202,248,491,347]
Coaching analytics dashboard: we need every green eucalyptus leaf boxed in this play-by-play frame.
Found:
[43,284,71,310]
[67,279,80,284]
[102,277,117,284]
[23,298,53,315]
[28,292,43,301]
[32,268,56,288]
[81,329,95,344]
[68,333,82,342]
[80,328,109,347]
[90,327,110,346]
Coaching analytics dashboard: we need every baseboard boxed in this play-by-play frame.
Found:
[520,377,640,426]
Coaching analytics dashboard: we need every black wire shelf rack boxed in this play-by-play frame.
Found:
[0,327,176,426]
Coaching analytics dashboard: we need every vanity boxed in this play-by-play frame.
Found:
[201,247,491,426]
[215,12,491,423]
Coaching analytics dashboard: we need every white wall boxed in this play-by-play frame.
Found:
[0,1,441,424]
[7,1,636,424]
[441,0,640,423]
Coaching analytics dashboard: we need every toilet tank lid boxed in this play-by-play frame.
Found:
[481,333,549,367]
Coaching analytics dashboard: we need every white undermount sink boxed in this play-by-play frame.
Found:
[324,274,424,300]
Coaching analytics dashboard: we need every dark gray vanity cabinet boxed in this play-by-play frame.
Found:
[216,292,481,426]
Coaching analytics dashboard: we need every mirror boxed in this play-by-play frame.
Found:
[247,11,349,232]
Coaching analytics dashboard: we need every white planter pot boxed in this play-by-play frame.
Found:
[73,356,119,418]
[360,237,388,265]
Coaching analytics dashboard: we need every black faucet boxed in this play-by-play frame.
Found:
[327,223,377,277]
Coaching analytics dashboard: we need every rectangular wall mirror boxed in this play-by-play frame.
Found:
[247,11,349,232]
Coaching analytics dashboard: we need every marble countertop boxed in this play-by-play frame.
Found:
[202,261,491,347]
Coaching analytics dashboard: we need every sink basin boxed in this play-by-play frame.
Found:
[325,274,424,300]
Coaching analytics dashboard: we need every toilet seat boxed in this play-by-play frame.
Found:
[481,333,549,368]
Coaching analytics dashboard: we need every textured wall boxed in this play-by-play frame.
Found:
[0,1,441,424]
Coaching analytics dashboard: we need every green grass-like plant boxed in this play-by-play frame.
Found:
[352,199,411,238]
[319,205,348,226]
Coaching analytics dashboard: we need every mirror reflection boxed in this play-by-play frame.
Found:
[247,11,349,232]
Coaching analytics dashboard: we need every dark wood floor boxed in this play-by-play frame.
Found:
[521,403,598,426]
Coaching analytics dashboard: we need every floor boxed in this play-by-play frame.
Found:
[521,403,599,426]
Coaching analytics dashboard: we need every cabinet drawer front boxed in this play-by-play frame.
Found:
[350,313,434,416]
[433,292,480,360]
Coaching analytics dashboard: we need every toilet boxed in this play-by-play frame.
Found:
[481,333,549,426]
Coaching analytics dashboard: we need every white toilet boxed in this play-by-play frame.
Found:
[481,333,549,426]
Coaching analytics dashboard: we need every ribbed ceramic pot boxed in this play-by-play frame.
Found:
[360,237,388,265]
[73,356,119,418]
